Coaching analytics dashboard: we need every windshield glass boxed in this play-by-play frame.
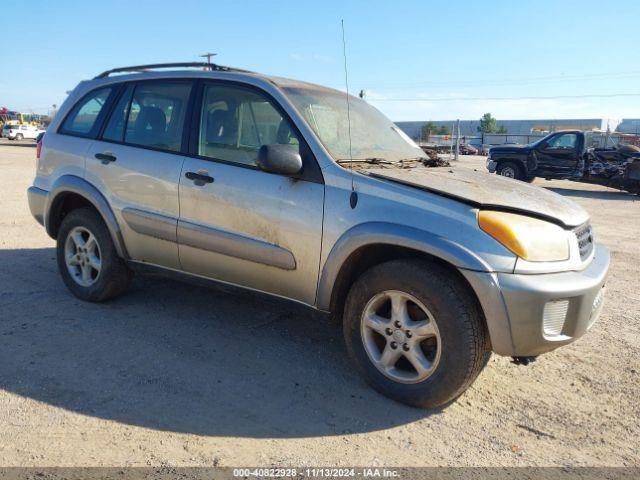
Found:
[282,86,426,163]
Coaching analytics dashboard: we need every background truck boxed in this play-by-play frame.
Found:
[487,130,640,194]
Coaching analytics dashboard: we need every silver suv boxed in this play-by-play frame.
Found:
[28,63,609,408]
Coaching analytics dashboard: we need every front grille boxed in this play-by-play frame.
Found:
[574,223,594,261]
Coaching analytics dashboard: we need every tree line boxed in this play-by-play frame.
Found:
[419,113,507,142]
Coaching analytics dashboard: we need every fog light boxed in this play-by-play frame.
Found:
[589,287,605,329]
[592,287,604,314]
[543,299,569,336]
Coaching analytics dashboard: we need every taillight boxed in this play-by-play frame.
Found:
[36,140,42,159]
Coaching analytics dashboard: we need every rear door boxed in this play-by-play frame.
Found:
[85,80,194,269]
[49,86,118,185]
[177,81,325,305]
[534,132,581,177]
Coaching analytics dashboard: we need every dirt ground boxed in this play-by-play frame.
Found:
[0,139,638,467]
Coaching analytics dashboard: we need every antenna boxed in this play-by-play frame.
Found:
[341,19,357,208]
[199,52,217,68]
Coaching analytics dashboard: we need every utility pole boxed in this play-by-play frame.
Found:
[454,119,460,161]
[199,52,217,65]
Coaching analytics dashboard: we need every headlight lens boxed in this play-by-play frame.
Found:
[478,211,570,262]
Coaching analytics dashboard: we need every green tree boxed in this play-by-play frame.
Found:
[421,121,437,142]
[478,113,497,134]
[436,125,450,135]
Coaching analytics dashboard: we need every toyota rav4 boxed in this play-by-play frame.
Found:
[27,63,610,408]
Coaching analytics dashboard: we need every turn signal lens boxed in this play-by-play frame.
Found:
[478,210,570,262]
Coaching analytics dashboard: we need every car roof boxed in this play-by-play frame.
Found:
[88,62,341,95]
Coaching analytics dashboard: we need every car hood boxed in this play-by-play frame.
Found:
[490,144,532,154]
[366,166,589,228]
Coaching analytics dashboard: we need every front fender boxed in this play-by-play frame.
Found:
[495,155,528,171]
[315,222,492,311]
[45,175,128,259]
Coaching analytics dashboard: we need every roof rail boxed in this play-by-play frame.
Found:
[94,62,250,79]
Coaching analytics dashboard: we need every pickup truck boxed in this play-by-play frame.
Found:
[487,130,640,194]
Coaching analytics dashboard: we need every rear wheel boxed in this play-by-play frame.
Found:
[56,207,132,302]
[15,133,23,141]
[343,259,490,408]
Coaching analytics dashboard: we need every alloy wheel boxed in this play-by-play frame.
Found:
[500,166,516,178]
[360,290,441,384]
[64,226,102,287]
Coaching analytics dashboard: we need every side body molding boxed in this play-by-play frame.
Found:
[45,175,129,259]
[122,208,177,243]
[177,220,297,271]
[315,222,492,311]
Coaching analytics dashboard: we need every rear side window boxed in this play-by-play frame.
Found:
[113,82,191,152]
[60,87,112,136]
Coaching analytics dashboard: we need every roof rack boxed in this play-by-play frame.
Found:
[94,62,249,79]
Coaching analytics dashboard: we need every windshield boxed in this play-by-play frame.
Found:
[528,133,553,148]
[282,86,426,163]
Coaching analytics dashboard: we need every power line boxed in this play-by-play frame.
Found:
[354,70,640,89]
[370,93,640,102]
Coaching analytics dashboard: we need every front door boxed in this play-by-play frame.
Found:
[177,82,324,305]
[535,132,581,177]
[85,80,193,269]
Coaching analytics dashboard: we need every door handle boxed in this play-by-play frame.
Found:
[95,152,117,164]
[185,171,214,184]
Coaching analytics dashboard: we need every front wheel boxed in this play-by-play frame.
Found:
[343,259,490,408]
[496,161,524,180]
[15,133,23,141]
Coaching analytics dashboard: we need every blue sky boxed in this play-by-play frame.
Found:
[2,0,639,121]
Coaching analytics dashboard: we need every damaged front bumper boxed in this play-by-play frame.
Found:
[461,244,610,357]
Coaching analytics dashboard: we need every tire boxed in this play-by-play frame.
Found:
[524,175,536,183]
[16,133,23,141]
[343,259,490,409]
[56,207,132,302]
[496,161,524,180]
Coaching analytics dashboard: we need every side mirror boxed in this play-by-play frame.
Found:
[257,144,303,176]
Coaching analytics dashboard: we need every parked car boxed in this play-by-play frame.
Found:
[27,63,609,408]
[487,130,640,194]
[3,124,45,141]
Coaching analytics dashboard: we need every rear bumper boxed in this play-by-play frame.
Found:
[27,186,47,226]
[461,243,610,356]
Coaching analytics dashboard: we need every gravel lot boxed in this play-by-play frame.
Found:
[0,139,638,467]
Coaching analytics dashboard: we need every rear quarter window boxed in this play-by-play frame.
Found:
[59,87,113,137]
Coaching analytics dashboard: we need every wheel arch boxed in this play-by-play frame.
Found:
[495,157,527,173]
[316,223,492,319]
[45,175,128,259]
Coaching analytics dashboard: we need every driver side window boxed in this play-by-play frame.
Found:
[546,133,577,149]
[198,84,300,167]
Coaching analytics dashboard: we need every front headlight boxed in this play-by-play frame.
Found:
[478,211,570,262]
